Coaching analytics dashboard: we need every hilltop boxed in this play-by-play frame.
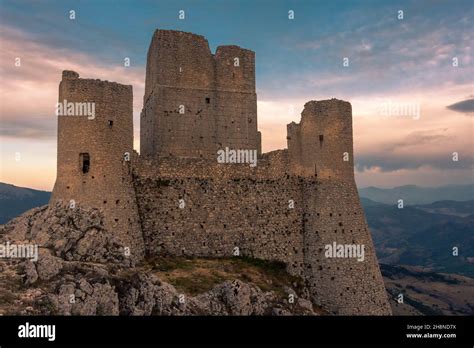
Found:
[0,204,320,316]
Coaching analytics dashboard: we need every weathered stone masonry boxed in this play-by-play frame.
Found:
[50,71,145,263]
[51,29,391,315]
[141,30,261,159]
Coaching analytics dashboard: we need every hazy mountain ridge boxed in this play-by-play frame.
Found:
[0,183,51,224]
[361,198,474,277]
[414,200,474,217]
[359,184,474,205]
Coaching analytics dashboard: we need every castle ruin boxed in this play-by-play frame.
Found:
[51,29,391,315]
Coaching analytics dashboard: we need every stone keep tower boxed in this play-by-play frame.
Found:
[141,29,261,158]
[50,71,144,262]
[287,99,391,314]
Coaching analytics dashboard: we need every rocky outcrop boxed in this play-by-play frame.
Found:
[0,205,319,316]
[1,202,130,265]
[114,274,315,316]
[4,260,317,316]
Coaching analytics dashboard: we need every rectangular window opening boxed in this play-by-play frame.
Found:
[80,153,90,174]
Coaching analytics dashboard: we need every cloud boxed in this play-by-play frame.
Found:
[0,118,56,140]
[355,128,473,172]
[392,129,451,148]
[447,98,474,114]
[263,6,472,100]
[354,165,474,188]
[0,25,145,142]
[355,153,473,173]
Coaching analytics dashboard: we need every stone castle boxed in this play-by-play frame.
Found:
[50,29,391,315]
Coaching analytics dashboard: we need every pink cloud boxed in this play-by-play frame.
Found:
[0,25,145,138]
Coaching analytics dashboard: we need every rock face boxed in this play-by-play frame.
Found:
[0,204,318,316]
[115,275,314,316]
[2,203,130,265]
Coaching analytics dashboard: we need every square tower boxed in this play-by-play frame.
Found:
[140,29,260,159]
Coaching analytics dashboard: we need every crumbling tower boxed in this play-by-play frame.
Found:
[141,29,261,159]
[287,99,354,179]
[287,99,391,314]
[50,71,144,262]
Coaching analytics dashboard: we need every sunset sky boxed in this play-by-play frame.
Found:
[0,0,473,190]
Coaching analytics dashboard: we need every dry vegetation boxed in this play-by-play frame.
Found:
[144,255,306,298]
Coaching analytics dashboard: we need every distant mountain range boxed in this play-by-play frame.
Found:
[361,197,474,277]
[0,183,50,224]
[414,200,474,217]
[359,184,474,205]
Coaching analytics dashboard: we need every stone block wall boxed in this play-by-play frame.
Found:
[134,152,305,276]
[133,149,391,314]
[302,179,392,314]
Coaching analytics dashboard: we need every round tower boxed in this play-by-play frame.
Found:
[51,71,144,262]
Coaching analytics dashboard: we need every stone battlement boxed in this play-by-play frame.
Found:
[60,71,133,93]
